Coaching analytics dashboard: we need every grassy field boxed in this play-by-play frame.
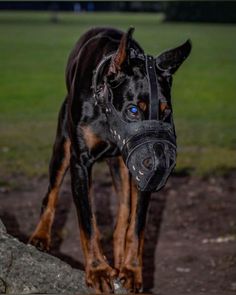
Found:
[0,11,236,178]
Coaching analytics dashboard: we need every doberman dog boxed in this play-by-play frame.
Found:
[29,27,191,293]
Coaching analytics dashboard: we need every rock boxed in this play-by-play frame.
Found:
[113,279,128,294]
[0,219,6,234]
[0,219,90,294]
[0,219,127,294]
[230,282,236,291]
[176,267,191,273]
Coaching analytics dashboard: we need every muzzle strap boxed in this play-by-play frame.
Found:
[146,55,159,120]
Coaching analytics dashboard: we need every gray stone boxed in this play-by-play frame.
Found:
[0,219,127,294]
[0,219,90,294]
[0,219,6,234]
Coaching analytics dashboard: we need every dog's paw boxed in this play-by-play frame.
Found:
[28,233,51,252]
[119,263,143,293]
[86,260,118,293]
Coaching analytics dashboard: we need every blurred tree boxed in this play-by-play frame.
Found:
[163,1,236,23]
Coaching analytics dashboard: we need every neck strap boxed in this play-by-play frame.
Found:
[146,55,159,120]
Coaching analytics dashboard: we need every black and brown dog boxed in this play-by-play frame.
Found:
[29,27,191,293]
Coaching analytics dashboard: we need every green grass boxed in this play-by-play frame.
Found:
[0,11,236,177]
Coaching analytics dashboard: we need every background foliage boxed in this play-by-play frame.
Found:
[0,12,235,177]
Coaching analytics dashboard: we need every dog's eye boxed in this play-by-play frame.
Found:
[125,105,142,121]
[129,106,138,114]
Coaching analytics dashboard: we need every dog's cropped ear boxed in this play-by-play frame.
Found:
[156,39,192,75]
[108,27,135,75]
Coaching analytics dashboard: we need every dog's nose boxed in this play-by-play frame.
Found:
[142,157,153,170]
[142,144,165,171]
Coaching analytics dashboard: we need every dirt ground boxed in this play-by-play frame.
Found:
[0,167,235,295]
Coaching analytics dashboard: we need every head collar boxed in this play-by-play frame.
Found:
[146,55,162,120]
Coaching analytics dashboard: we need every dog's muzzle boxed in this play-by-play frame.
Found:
[123,132,176,191]
[122,125,176,192]
[106,103,177,192]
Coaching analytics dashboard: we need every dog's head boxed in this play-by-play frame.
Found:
[95,28,191,191]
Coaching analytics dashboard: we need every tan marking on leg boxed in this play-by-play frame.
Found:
[120,181,144,292]
[112,157,131,270]
[78,195,116,292]
[54,139,71,187]
[29,140,71,250]
[125,180,139,251]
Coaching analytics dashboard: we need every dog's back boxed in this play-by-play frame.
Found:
[66,28,123,96]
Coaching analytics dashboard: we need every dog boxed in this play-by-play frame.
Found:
[29,27,191,293]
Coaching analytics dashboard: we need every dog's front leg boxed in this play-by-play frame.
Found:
[70,151,116,293]
[119,181,151,293]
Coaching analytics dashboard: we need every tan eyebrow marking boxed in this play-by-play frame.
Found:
[138,101,147,111]
[160,102,169,112]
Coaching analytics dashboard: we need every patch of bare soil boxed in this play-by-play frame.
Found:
[0,168,235,295]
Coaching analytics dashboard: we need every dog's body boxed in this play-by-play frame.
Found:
[30,27,191,293]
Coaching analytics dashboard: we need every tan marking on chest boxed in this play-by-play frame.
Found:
[81,126,101,149]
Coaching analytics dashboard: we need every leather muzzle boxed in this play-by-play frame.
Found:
[106,103,176,192]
